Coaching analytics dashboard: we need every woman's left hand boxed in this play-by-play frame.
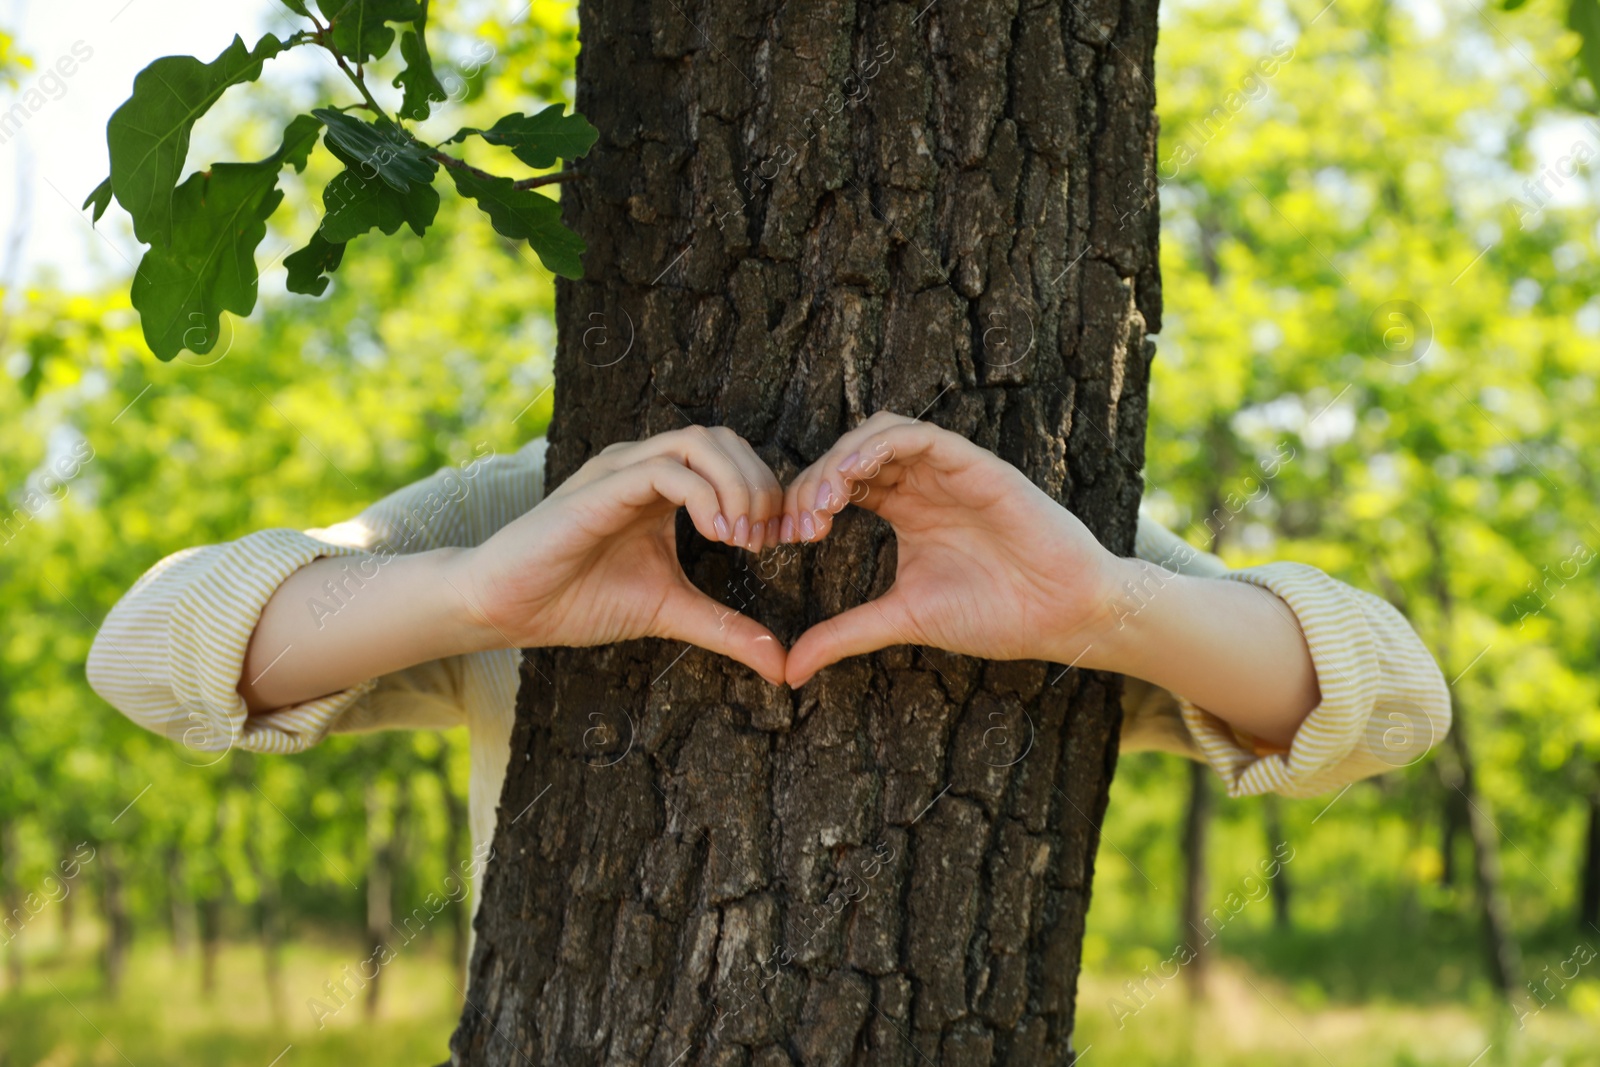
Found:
[777,412,1127,687]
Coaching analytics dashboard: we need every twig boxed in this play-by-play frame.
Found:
[429,151,579,190]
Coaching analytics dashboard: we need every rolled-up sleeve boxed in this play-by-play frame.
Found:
[1121,514,1451,799]
[87,439,546,756]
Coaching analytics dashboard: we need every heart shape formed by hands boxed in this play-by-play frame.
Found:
[459,413,1124,691]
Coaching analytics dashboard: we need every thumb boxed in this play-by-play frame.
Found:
[655,582,788,686]
[786,591,913,688]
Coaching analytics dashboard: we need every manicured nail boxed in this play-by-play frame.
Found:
[800,512,815,540]
[734,515,750,545]
[837,451,860,473]
[814,481,834,511]
[780,514,796,542]
[713,513,730,540]
[749,520,764,549]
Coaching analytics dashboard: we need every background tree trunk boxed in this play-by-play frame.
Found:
[1179,761,1210,1000]
[365,779,409,1021]
[1580,785,1600,930]
[453,0,1160,1062]
[1,821,22,991]
[1262,796,1291,932]
[1424,523,1521,1003]
[99,842,130,995]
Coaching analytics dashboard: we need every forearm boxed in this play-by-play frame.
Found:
[1076,557,1321,748]
[239,548,494,713]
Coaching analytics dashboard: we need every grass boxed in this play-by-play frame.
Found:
[1076,962,1600,1066]
[0,930,459,1067]
[4,921,1599,1065]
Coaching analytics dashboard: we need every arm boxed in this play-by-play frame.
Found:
[238,549,480,712]
[776,412,1451,796]
[240,426,788,713]
[1088,557,1319,747]
[92,429,789,755]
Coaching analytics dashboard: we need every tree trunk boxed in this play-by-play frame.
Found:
[99,843,130,996]
[1262,796,1291,932]
[1,821,22,991]
[1580,787,1600,930]
[1439,785,1465,888]
[198,808,225,1000]
[439,755,472,986]
[365,779,409,1021]
[1423,523,1520,1002]
[199,894,222,998]
[453,0,1160,1062]
[166,844,197,957]
[1179,761,1210,1000]
[246,810,286,1023]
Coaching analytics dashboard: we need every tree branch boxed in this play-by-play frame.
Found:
[429,152,580,190]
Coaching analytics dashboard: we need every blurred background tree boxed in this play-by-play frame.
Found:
[2,0,1599,1063]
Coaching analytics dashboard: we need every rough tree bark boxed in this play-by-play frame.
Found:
[452,0,1160,1062]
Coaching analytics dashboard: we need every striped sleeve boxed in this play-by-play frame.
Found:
[87,438,547,756]
[1122,514,1451,799]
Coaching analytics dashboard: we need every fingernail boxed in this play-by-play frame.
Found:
[800,512,815,540]
[749,520,764,549]
[734,515,750,545]
[713,513,730,540]
[780,514,796,542]
[814,481,833,511]
[837,451,860,473]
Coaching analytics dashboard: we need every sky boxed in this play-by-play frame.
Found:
[0,0,295,291]
[1,0,1594,296]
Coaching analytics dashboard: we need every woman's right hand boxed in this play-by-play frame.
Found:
[448,426,788,684]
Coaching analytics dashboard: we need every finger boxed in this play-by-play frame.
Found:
[782,412,918,542]
[787,415,989,541]
[601,428,754,544]
[583,456,726,544]
[695,426,783,551]
[656,583,788,686]
[785,591,913,687]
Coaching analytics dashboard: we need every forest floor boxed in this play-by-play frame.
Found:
[0,934,1597,1065]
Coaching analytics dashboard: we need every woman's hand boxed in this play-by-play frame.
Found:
[777,412,1126,687]
[450,426,788,684]
[241,427,788,714]
[777,412,1321,748]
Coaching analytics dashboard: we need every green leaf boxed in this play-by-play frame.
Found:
[283,230,347,296]
[83,178,112,223]
[446,105,598,169]
[448,169,584,278]
[1570,0,1600,90]
[277,113,325,173]
[312,107,436,191]
[320,153,440,242]
[394,25,447,121]
[279,0,312,14]
[107,34,286,247]
[128,118,312,360]
[316,0,422,63]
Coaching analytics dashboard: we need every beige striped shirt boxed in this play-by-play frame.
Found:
[86,437,1451,875]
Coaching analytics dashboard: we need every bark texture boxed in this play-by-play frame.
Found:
[452,0,1160,1062]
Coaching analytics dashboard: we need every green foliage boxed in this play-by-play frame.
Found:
[88,1,593,362]
[318,0,422,63]
[394,22,449,121]
[106,34,289,247]
[1569,0,1600,92]
[448,169,583,277]
[445,104,599,169]
[129,116,323,359]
